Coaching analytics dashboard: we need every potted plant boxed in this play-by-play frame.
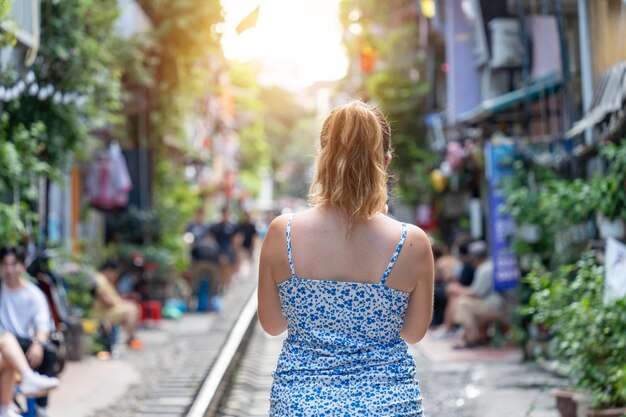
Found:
[526,253,626,417]
[593,175,626,239]
[503,186,544,242]
[502,162,554,244]
[60,263,98,360]
[592,142,626,240]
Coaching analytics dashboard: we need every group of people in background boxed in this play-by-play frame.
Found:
[431,238,508,349]
[185,206,258,311]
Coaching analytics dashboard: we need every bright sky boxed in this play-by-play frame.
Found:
[221,0,349,90]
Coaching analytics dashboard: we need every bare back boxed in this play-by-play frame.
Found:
[280,206,416,290]
[258,205,435,343]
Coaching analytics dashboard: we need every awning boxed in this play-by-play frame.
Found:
[566,62,626,138]
[457,74,563,125]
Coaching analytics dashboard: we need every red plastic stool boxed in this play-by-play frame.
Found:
[140,301,162,325]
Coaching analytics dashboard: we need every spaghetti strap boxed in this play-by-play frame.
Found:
[380,223,408,285]
[286,214,297,279]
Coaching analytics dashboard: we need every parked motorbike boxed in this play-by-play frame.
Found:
[26,249,70,375]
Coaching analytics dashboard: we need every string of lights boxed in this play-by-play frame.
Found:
[0,70,88,105]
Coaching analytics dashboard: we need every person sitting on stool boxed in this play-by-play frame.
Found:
[447,241,506,349]
[93,261,143,350]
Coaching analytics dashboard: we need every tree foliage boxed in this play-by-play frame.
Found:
[5,0,122,169]
[259,86,309,174]
[227,61,312,200]
[1,0,122,244]
[0,0,15,47]
[133,0,224,148]
[228,60,269,184]
[340,0,434,204]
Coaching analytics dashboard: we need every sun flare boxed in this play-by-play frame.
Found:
[221,0,348,89]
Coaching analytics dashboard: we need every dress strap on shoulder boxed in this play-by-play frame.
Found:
[286,214,297,279]
[380,222,408,285]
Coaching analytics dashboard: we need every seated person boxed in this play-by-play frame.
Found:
[93,261,143,350]
[457,240,476,287]
[435,240,477,336]
[0,247,58,412]
[0,332,59,417]
[431,243,461,327]
[447,241,506,348]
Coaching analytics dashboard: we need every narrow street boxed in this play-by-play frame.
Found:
[2,1,625,416]
[48,256,566,417]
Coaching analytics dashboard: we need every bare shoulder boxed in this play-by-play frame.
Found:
[377,215,430,248]
[267,213,291,233]
[393,221,433,278]
[263,214,291,251]
[404,224,431,252]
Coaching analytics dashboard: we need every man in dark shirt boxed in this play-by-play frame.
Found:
[209,207,238,285]
[237,211,257,259]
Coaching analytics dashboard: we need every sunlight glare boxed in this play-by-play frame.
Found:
[221,0,348,89]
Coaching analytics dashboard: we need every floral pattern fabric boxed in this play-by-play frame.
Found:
[269,216,424,416]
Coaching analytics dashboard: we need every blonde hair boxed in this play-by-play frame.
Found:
[309,100,392,231]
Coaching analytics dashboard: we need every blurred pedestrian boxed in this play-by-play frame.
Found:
[186,207,209,245]
[209,207,238,285]
[258,101,434,415]
[185,205,221,308]
[237,211,257,259]
[0,247,58,413]
[93,261,143,350]
[188,231,221,312]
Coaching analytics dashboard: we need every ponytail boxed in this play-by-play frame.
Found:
[309,101,392,232]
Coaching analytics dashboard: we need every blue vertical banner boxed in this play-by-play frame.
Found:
[485,142,520,291]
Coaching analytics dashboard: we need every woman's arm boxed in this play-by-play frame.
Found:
[400,225,435,344]
[257,216,288,336]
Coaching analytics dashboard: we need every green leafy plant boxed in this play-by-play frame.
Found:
[502,162,556,264]
[106,208,162,245]
[63,266,98,317]
[592,175,626,220]
[540,179,594,226]
[0,0,16,47]
[0,113,47,245]
[6,0,122,171]
[592,142,626,220]
[525,253,626,409]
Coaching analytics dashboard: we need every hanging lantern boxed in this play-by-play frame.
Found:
[430,169,447,193]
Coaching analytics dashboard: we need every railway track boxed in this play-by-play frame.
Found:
[185,289,259,417]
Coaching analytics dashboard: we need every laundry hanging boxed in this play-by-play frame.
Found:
[86,141,132,210]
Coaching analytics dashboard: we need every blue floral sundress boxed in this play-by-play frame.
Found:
[269,215,424,416]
